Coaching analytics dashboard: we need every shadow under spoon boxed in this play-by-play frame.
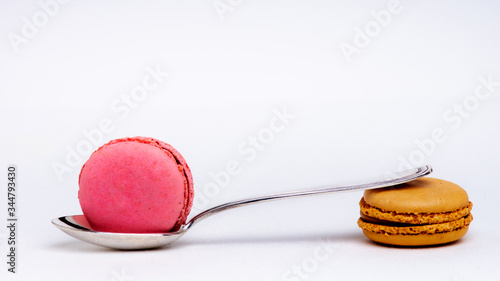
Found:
[52,165,432,250]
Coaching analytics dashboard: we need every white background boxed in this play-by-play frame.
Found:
[1,0,500,280]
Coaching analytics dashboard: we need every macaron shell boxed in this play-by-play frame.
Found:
[361,226,470,246]
[78,137,192,233]
[363,177,469,213]
[133,137,194,227]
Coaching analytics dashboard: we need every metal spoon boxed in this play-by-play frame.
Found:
[52,165,432,250]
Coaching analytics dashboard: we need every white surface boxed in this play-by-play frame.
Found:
[1,0,499,280]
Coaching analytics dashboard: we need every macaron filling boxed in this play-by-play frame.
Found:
[358,198,473,234]
[359,213,422,227]
[358,214,473,236]
[359,198,473,225]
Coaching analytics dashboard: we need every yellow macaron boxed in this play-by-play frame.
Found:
[357,177,473,246]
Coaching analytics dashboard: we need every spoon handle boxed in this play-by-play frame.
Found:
[184,165,432,230]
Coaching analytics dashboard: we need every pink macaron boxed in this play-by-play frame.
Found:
[78,137,194,233]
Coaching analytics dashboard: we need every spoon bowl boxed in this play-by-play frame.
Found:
[52,165,432,250]
[52,215,187,250]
